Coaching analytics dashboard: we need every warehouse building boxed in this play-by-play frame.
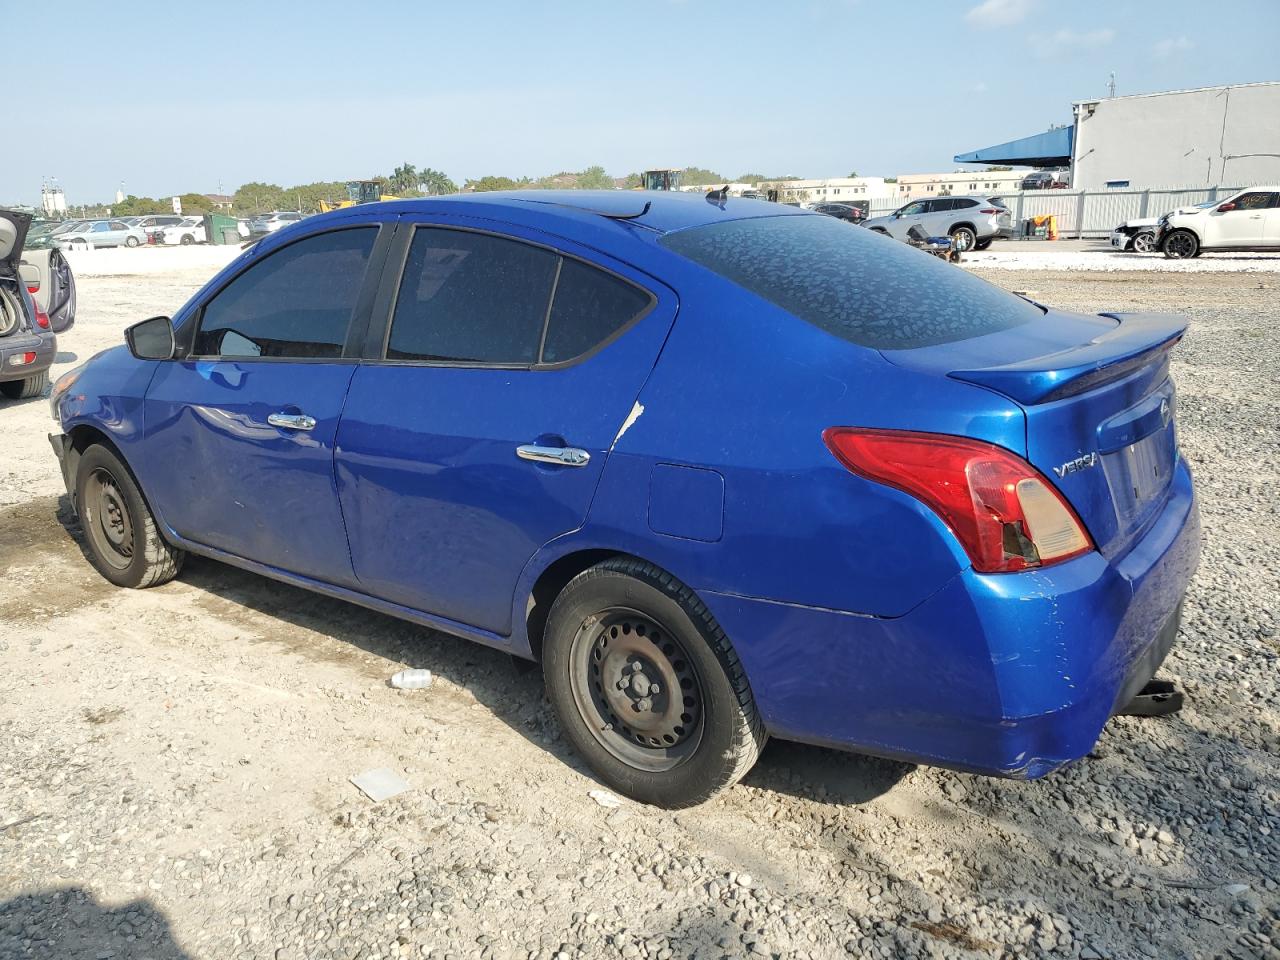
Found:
[955,81,1280,190]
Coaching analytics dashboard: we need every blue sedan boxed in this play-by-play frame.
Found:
[48,191,1199,807]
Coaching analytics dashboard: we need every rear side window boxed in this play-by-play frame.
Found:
[194,227,376,359]
[659,214,1038,350]
[542,258,652,363]
[388,228,652,365]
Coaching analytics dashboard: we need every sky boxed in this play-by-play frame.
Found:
[3,0,1278,206]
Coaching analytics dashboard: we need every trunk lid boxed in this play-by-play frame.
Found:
[0,210,33,278]
[883,309,1187,560]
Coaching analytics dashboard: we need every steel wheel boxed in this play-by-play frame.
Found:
[83,467,135,571]
[1132,231,1156,253]
[568,607,704,772]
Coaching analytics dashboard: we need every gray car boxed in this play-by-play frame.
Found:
[0,211,58,400]
[54,219,149,250]
[862,196,1009,252]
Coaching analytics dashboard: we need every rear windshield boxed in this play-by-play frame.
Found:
[659,214,1038,349]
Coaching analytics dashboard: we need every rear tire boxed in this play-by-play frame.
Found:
[74,444,184,588]
[974,237,993,251]
[543,558,766,808]
[125,236,140,247]
[0,370,49,400]
[1161,228,1199,259]
[180,234,194,246]
[949,225,977,252]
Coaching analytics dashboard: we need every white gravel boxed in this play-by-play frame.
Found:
[0,261,1276,960]
[963,247,1280,272]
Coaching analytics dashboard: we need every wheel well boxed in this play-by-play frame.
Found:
[948,221,977,234]
[524,549,628,661]
[65,426,153,515]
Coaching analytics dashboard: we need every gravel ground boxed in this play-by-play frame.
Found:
[1,262,1277,960]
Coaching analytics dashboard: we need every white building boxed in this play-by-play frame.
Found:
[757,176,889,204]
[893,169,1027,199]
[1069,82,1280,190]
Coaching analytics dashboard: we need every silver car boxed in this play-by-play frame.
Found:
[862,196,1009,252]
[53,219,149,250]
[248,211,304,236]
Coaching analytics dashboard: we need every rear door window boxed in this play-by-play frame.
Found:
[659,214,1039,350]
[387,228,653,366]
[194,227,376,359]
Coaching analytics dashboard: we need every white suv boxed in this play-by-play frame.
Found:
[861,196,1009,252]
[1158,187,1280,259]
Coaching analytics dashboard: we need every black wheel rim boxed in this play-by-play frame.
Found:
[568,608,705,772]
[84,468,134,570]
[1166,233,1194,258]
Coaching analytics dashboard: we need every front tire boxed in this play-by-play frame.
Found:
[180,234,194,246]
[543,558,766,807]
[75,444,184,588]
[0,370,49,400]
[1162,228,1199,259]
[949,225,977,252]
[1132,231,1157,253]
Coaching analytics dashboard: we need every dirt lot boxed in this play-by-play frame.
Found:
[1,256,1277,960]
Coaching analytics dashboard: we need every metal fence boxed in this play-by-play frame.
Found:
[865,185,1252,237]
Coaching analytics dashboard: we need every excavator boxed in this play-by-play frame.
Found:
[638,169,682,191]
[318,180,399,213]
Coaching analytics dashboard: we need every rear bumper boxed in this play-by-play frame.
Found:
[0,331,55,383]
[703,458,1201,779]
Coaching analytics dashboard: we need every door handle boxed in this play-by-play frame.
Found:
[267,412,317,431]
[516,444,590,467]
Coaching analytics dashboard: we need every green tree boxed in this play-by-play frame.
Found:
[418,167,457,195]
[847,170,859,178]
[177,192,213,214]
[233,181,285,215]
[736,173,766,184]
[467,175,521,192]
[112,195,169,216]
[681,166,724,186]
[388,162,419,196]
[576,165,613,190]
[619,172,642,189]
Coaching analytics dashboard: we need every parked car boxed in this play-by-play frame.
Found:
[810,202,866,223]
[54,219,149,250]
[1020,171,1069,190]
[15,223,77,334]
[1111,201,1222,253]
[50,192,1199,807]
[130,215,187,241]
[1158,188,1280,259]
[248,211,305,236]
[862,196,1008,251]
[0,211,57,399]
[157,217,207,245]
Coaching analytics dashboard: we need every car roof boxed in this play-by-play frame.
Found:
[346,190,811,237]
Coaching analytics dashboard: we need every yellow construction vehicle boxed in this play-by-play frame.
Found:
[318,180,399,213]
[638,169,683,191]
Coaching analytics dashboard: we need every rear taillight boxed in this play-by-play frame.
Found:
[979,208,1002,215]
[7,352,37,367]
[823,428,1093,573]
[26,283,40,293]
[34,306,50,329]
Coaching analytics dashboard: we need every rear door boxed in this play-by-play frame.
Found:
[334,216,677,634]
[141,222,390,585]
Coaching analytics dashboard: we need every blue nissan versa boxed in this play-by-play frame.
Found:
[48,191,1200,807]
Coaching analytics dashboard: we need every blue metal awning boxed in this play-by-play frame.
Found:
[954,126,1073,167]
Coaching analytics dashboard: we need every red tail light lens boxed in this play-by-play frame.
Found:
[34,306,50,329]
[823,428,1093,573]
[979,208,1002,215]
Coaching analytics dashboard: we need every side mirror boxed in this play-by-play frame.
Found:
[125,315,175,360]
[1217,202,1236,212]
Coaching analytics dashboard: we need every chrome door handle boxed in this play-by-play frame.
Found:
[516,444,590,467]
[267,412,316,431]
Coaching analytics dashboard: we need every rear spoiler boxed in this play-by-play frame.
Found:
[949,312,1188,405]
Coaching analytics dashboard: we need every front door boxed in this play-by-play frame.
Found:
[140,223,387,585]
[890,200,928,240]
[334,218,677,635]
[1207,191,1275,246]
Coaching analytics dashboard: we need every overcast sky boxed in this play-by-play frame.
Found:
[4,0,1278,205]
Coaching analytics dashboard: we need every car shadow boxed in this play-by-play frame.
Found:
[0,886,192,959]
[163,550,905,806]
[55,351,78,363]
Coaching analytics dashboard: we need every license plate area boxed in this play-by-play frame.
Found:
[1101,424,1175,528]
